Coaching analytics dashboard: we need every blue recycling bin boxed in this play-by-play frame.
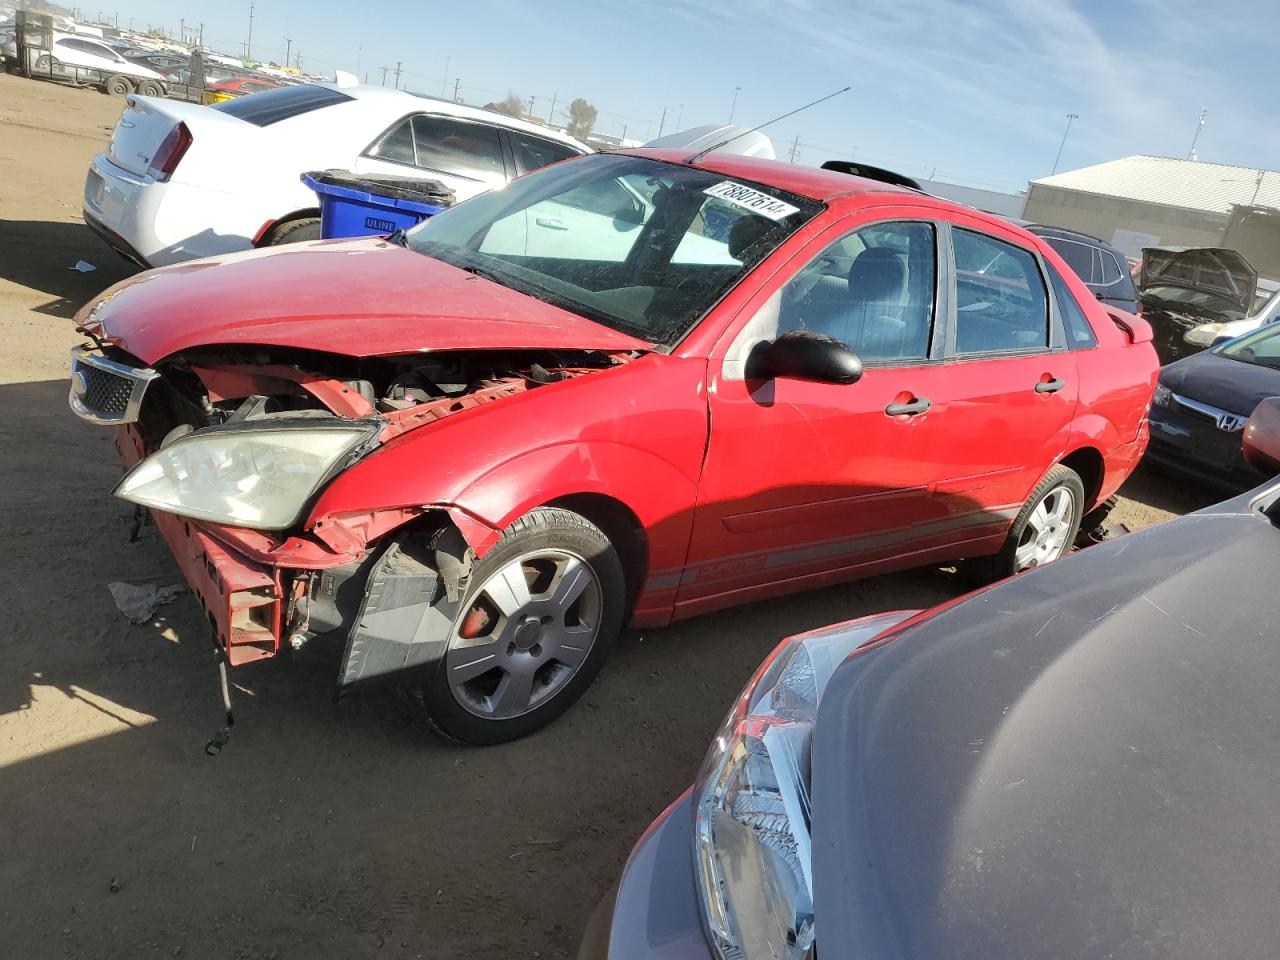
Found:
[302,170,455,239]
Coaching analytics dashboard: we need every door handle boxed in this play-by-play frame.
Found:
[885,396,932,417]
[1035,377,1066,394]
[535,217,568,230]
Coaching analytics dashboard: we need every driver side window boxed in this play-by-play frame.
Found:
[775,220,937,362]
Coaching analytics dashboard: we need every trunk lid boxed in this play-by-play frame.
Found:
[107,95,242,177]
[1139,246,1258,317]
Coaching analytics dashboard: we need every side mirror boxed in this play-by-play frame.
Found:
[1243,396,1280,474]
[747,330,863,385]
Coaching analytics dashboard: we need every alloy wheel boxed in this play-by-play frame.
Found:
[446,550,603,720]
[1013,484,1077,571]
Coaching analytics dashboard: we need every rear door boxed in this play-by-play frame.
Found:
[927,219,1079,524]
[355,113,510,202]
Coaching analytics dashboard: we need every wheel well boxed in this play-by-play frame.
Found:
[256,208,321,246]
[1059,446,1104,510]
[548,494,648,612]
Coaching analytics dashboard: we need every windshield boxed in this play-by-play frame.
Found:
[1219,322,1280,368]
[404,154,823,346]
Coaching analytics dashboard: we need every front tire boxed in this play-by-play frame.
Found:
[410,508,625,744]
[965,465,1085,584]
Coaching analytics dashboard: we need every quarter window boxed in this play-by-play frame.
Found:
[410,115,505,183]
[369,118,416,164]
[772,221,937,362]
[1098,250,1124,285]
[953,228,1049,353]
[1047,262,1098,349]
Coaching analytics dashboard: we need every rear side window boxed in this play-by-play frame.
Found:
[212,84,353,126]
[953,228,1048,353]
[1098,249,1124,285]
[509,131,581,173]
[1047,262,1098,349]
[410,115,505,182]
[1045,237,1097,284]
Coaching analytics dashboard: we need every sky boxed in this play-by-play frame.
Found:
[106,0,1279,194]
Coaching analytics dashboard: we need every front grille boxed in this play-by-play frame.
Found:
[69,346,160,425]
[81,364,134,416]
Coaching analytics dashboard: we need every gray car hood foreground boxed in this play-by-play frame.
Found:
[813,486,1280,959]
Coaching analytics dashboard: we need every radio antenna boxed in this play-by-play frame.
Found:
[686,86,851,164]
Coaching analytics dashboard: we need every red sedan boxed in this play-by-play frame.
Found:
[69,150,1157,742]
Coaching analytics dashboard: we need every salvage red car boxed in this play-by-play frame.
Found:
[69,150,1158,743]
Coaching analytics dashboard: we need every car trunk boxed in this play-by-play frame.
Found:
[106,95,242,177]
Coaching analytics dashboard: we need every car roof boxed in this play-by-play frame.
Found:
[615,149,1031,233]
[334,84,590,153]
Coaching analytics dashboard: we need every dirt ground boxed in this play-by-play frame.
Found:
[0,73,1226,959]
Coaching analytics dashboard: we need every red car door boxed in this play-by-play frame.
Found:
[926,219,1079,528]
[677,215,963,614]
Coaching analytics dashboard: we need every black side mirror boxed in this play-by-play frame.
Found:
[1243,396,1280,474]
[748,330,863,385]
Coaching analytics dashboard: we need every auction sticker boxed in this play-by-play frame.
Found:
[704,181,800,220]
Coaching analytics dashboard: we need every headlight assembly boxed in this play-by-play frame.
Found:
[1183,322,1225,347]
[1152,383,1173,408]
[692,612,912,960]
[114,421,377,531]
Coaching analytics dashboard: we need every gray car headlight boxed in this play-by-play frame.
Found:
[114,422,377,531]
[1184,322,1225,347]
[692,611,913,960]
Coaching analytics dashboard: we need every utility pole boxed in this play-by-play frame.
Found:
[197,23,204,48]
[393,60,402,90]
[381,65,388,86]
[676,103,683,131]
[547,92,557,124]
[788,134,800,164]
[620,122,627,142]
[729,85,741,123]
[246,0,254,60]
[527,95,536,117]
[283,37,292,68]
[657,105,667,138]
[295,50,302,71]
[442,57,450,97]
[452,77,460,102]
[179,17,185,43]
[1051,112,1079,175]
[356,47,362,78]
[1186,106,1208,160]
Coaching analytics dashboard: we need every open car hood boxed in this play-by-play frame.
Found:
[77,237,650,363]
[1139,246,1257,315]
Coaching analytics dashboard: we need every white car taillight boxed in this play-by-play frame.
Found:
[147,122,193,181]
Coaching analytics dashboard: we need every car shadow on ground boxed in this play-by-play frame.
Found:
[0,219,138,317]
[0,375,1228,959]
[1115,461,1227,516]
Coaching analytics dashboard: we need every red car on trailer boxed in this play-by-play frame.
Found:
[69,148,1157,743]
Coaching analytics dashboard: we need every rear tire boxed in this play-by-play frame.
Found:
[408,507,625,745]
[963,465,1085,584]
[135,80,164,97]
[265,217,322,245]
[104,74,134,97]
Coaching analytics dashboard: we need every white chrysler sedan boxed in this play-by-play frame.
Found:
[82,81,590,267]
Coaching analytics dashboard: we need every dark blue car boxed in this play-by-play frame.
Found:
[1147,322,1280,487]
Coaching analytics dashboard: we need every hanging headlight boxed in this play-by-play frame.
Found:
[692,611,913,960]
[115,421,377,530]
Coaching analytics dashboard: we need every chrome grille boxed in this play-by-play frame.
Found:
[69,346,159,425]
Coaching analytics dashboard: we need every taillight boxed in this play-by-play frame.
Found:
[147,122,192,181]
